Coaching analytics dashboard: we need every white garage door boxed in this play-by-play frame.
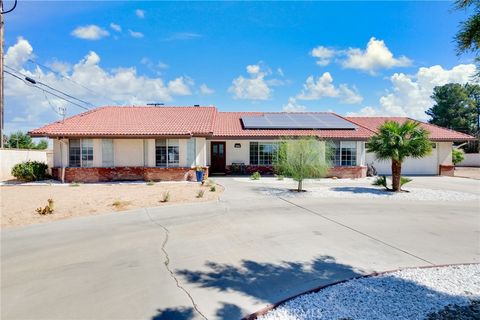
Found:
[365,146,438,175]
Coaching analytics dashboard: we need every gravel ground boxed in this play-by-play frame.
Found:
[258,264,480,320]
[259,186,479,202]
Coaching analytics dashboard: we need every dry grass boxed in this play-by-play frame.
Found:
[1,182,222,228]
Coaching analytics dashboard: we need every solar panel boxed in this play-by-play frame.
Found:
[241,113,357,130]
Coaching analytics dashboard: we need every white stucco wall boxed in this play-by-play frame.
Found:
[114,139,144,167]
[195,138,207,167]
[225,140,250,165]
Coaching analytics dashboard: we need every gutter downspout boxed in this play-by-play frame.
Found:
[59,138,67,183]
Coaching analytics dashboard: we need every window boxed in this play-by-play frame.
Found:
[155,139,179,167]
[102,139,114,167]
[332,141,357,166]
[69,139,94,167]
[249,142,279,166]
[69,139,81,167]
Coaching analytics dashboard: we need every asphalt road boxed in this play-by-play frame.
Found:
[2,177,479,320]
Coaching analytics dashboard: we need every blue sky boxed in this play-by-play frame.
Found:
[3,1,478,133]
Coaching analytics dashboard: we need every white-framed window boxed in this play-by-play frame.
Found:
[69,139,94,167]
[155,139,179,167]
[332,141,357,166]
[102,139,114,167]
[249,142,279,166]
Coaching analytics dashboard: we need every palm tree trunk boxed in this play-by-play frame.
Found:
[391,160,402,192]
[298,179,303,192]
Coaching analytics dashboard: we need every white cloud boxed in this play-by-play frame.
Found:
[310,46,336,66]
[110,23,122,32]
[162,32,202,41]
[283,97,306,112]
[135,9,145,19]
[342,37,412,74]
[128,30,144,38]
[339,84,363,104]
[347,64,477,119]
[228,64,272,100]
[199,84,214,95]
[3,38,196,133]
[71,25,109,40]
[5,37,33,69]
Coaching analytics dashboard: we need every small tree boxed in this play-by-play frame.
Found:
[452,148,465,165]
[366,120,432,192]
[5,131,48,150]
[275,137,331,192]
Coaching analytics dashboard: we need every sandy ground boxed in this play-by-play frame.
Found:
[455,167,480,180]
[0,181,223,228]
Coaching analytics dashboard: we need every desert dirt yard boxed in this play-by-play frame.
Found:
[0,181,222,228]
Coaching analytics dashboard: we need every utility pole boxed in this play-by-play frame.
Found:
[1,0,4,149]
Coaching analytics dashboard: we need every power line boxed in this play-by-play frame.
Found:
[4,69,90,111]
[5,65,94,107]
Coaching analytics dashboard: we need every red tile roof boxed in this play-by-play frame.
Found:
[29,106,217,137]
[346,117,476,141]
[212,112,375,139]
[29,106,475,142]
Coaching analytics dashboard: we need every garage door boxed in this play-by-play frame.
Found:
[365,146,438,175]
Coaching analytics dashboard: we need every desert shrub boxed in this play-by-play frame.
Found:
[400,176,413,187]
[36,199,54,215]
[250,171,261,180]
[11,161,48,182]
[196,189,205,198]
[275,174,284,180]
[210,185,216,192]
[160,191,170,203]
[146,180,155,186]
[70,182,80,187]
[372,175,388,190]
[452,149,465,165]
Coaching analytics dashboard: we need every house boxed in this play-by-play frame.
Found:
[29,106,475,183]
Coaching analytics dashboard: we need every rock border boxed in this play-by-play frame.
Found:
[242,262,478,320]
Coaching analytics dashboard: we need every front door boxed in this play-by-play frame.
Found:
[210,142,226,174]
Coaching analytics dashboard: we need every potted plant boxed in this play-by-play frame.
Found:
[195,166,204,183]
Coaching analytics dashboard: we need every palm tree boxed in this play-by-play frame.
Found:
[366,120,432,192]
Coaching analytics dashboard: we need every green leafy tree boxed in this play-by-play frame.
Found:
[366,121,432,192]
[426,83,480,136]
[452,148,465,165]
[454,0,480,77]
[5,131,48,149]
[275,137,331,192]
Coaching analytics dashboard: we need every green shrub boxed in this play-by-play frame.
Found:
[372,175,388,190]
[160,191,170,203]
[452,149,465,165]
[70,182,80,187]
[250,171,261,180]
[11,161,48,182]
[275,174,284,181]
[400,176,412,187]
[196,189,205,198]
[146,180,155,186]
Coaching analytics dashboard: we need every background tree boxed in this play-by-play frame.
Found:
[426,83,480,152]
[454,0,480,78]
[5,131,48,150]
[366,121,432,192]
[275,137,331,192]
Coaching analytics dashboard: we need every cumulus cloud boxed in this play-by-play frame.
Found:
[339,84,363,104]
[3,38,196,132]
[310,46,336,66]
[297,73,339,100]
[110,23,122,32]
[342,37,412,74]
[135,9,145,18]
[199,84,214,95]
[347,64,477,119]
[128,29,144,38]
[228,64,272,100]
[5,37,33,69]
[71,25,109,40]
[283,97,306,112]
[310,37,412,74]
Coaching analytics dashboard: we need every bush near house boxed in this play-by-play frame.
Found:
[452,148,465,165]
[11,161,48,182]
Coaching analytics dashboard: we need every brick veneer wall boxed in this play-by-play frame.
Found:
[326,166,367,179]
[439,164,455,177]
[52,167,209,183]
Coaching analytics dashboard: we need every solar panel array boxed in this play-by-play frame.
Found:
[241,113,357,130]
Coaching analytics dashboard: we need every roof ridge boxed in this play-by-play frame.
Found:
[407,117,475,139]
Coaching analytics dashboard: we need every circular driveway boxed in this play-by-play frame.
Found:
[1,177,479,320]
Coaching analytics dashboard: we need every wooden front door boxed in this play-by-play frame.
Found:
[210,142,226,174]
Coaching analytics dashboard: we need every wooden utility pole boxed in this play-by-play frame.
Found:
[0,0,4,149]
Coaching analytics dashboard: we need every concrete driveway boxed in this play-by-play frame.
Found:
[1,177,479,320]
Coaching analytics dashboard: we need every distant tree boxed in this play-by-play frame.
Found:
[5,131,48,150]
[454,0,480,78]
[275,137,331,192]
[367,121,432,192]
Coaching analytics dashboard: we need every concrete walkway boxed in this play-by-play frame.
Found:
[1,177,479,320]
